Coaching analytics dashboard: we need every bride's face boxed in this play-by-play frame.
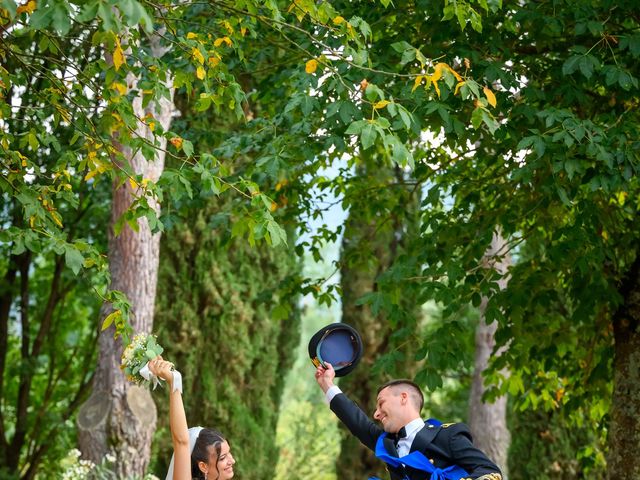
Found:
[208,441,235,479]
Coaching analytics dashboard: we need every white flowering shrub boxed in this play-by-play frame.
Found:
[59,449,160,480]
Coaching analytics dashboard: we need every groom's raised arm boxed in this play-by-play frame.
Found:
[315,363,381,451]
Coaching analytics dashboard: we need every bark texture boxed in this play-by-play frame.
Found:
[336,164,420,480]
[77,35,174,477]
[469,232,511,478]
[607,253,640,478]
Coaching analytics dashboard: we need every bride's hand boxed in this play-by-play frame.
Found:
[148,356,174,384]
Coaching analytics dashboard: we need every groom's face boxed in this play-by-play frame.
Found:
[373,386,404,433]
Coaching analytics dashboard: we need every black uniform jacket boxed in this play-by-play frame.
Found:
[330,392,502,480]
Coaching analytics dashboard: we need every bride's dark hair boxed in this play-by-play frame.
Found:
[191,428,226,479]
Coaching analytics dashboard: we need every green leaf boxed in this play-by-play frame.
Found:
[266,219,287,246]
[398,107,412,130]
[471,107,484,129]
[76,1,99,22]
[51,3,71,35]
[562,55,581,75]
[556,186,571,206]
[400,48,416,66]
[345,119,367,135]
[64,245,84,275]
[29,4,53,29]
[182,140,194,157]
[360,123,377,150]
[391,41,413,53]
[481,110,500,134]
[1,0,16,17]
[415,367,443,391]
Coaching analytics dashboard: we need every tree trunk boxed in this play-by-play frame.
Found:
[337,221,394,480]
[469,232,511,477]
[607,253,640,478]
[77,34,174,478]
[336,163,420,480]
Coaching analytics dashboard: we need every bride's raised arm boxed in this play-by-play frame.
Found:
[149,356,191,480]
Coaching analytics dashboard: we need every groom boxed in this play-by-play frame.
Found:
[315,363,502,480]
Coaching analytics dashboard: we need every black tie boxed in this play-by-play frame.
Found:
[393,427,407,447]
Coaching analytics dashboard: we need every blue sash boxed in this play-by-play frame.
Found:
[372,420,469,480]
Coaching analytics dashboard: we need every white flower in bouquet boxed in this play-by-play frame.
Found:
[120,333,164,385]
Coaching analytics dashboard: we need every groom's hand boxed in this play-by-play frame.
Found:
[315,362,336,393]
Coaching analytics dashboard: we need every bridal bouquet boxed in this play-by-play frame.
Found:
[121,333,164,385]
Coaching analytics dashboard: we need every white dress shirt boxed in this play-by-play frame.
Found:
[395,417,425,457]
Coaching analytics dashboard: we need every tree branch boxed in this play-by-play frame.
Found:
[8,252,32,470]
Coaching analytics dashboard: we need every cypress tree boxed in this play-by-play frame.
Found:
[152,200,300,479]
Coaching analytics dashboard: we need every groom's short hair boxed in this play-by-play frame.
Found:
[378,379,424,412]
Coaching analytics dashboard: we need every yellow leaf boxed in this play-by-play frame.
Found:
[111,81,127,96]
[616,191,627,205]
[333,16,345,25]
[214,36,232,47]
[129,178,138,190]
[432,80,441,98]
[411,76,423,93]
[113,43,125,71]
[55,104,70,123]
[101,309,121,331]
[84,169,99,181]
[221,20,233,34]
[29,216,36,228]
[50,210,63,228]
[454,81,466,95]
[431,66,443,83]
[601,230,609,241]
[483,86,497,108]
[170,137,183,149]
[191,47,204,65]
[437,62,462,81]
[373,100,390,109]
[186,32,198,39]
[196,66,206,80]
[16,0,36,14]
[448,66,462,82]
[305,59,318,74]
[433,62,462,82]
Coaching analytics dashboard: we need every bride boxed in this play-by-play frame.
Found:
[149,356,236,480]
